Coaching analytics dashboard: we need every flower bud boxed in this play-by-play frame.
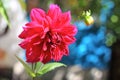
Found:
[81,10,94,26]
[84,16,94,26]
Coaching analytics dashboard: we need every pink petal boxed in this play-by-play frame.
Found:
[42,42,47,51]
[26,46,40,63]
[52,25,77,36]
[19,22,44,39]
[47,4,61,20]
[62,36,76,44]
[59,11,71,25]
[52,47,62,61]
[62,25,77,36]
[30,8,45,24]
[41,51,52,63]
[19,34,40,49]
[19,40,28,49]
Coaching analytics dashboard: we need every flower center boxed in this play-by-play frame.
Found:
[47,32,62,48]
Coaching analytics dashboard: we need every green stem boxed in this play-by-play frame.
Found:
[32,63,43,80]
[32,63,35,80]
[38,63,44,72]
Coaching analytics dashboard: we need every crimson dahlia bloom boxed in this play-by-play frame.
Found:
[19,4,77,63]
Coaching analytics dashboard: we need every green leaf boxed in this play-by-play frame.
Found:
[0,0,11,27]
[15,55,36,77]
[37,62,66,75]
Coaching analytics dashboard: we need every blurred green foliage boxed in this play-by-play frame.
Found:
[105,33,117,46]
[107,0,120,39]
[0,0,10,27]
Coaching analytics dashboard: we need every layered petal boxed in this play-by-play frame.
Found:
[19,22,44,39]
[30,8,45,24]
[47,4,61,21]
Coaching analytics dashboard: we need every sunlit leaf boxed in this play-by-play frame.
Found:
[15,55,36,77]
[37,62,66,75]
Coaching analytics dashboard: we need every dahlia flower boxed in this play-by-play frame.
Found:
[19,4,77,63]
